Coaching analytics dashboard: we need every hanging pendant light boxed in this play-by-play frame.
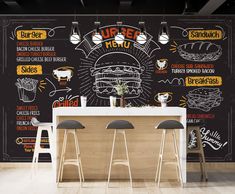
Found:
[158,21,170,45]
[92,21,103,45]
[114,22,125,44]
[136,21,147,44]
[70,21,81,44]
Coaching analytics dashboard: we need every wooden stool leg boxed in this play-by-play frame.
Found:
[73,130,82,187]
[107,129,117,187]
[61,130,68,181]
[173,130,183,187]
[196,130,208,181]
[195,129,203,181]
[200,152,208,181]
[172,130,180,182]
[59,130,68,182]
[157,130,166,187]
[57,130,64,183]
[77,147,85,183]
[80,158,85,182]
[187,126,208,182]
[199,154,204,180]
[155,129,164,182]
[74,130,84,182]
[123,130,132,188]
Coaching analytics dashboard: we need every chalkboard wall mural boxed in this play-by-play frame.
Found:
[0,16,234,162]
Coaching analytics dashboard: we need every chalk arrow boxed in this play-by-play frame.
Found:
[49,87,72,97]
[45,78,72,97]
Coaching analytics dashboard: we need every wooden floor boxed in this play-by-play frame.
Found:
[0,166,235,194]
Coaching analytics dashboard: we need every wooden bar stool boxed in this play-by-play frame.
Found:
[57,120,85,186]
[31,117,53,173]
[187,122,208,181]
[155,120,184,187]
[106,120,134,188]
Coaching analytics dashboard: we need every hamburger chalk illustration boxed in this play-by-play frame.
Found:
[90,52,144,99]
[186,87,223,112]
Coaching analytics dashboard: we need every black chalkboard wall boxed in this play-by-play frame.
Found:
[0,15,235,162]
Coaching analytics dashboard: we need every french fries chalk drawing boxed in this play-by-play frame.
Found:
[15,78,38,102]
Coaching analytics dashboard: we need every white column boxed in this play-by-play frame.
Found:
[180,109,187,183]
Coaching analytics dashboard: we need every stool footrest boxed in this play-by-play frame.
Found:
[112,159,129,166]
[188,150,203,154]
[162,159,178,165]
[63,159,82,166]
[36,148,52,154]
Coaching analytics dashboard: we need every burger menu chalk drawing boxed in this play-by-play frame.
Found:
[0,16,234,162]
[77,24,158,105]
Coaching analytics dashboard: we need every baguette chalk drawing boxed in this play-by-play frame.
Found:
[170,41,222,62]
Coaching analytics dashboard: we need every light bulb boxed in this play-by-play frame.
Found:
[158,33,169,45]
[136,32,147,44]
[115,32,125,44]
[70,33,81,44]
[92,32,103,45]
[70,21,81,44]
[158,21,170,45]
